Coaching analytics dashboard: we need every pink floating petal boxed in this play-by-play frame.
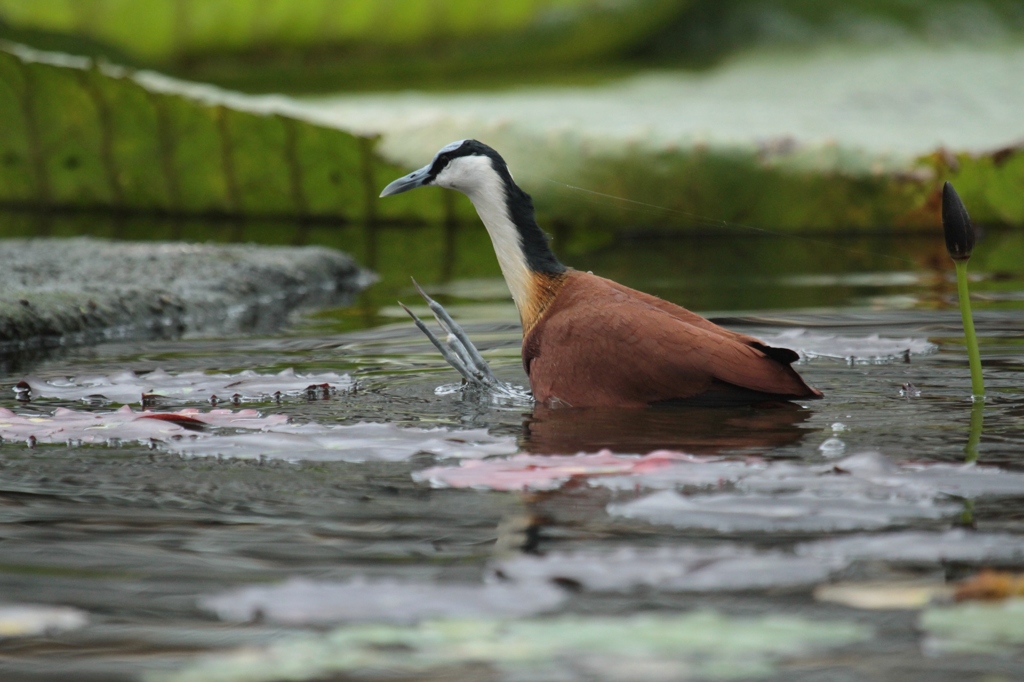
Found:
[414,449,717,492]
[0,407,515,462]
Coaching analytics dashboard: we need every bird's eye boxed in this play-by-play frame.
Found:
[432,153,453,173]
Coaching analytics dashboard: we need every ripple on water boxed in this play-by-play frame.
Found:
[1,256,1024,681]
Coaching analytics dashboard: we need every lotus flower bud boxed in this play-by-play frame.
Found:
[941,182,975,262]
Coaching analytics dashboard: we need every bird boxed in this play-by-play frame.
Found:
[380,139,822,408]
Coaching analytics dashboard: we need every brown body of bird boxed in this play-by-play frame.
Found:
[381,139,822,408]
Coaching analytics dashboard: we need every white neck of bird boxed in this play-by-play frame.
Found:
[457,163,534,322]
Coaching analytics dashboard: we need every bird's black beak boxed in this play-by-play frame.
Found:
[379,164,432,197]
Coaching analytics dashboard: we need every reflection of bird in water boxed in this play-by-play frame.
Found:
[382,140,821,408]
[524,401,812,456]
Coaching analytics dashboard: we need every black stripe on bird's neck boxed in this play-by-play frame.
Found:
[498,170,566,276]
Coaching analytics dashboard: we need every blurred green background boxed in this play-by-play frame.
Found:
[3,0,1024,91]
[0,0,1022,232]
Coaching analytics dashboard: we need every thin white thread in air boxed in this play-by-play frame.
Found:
[543,178,917,266]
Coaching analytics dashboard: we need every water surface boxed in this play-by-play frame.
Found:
[1,218,1023,680]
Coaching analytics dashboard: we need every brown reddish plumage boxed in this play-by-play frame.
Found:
[522,270,822,408]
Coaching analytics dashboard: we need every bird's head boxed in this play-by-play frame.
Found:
[380,139,565,326]
[379,139,511,199]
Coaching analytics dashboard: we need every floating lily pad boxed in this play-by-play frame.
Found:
[419,450,1024,509]
[150,611,872,682]
[736,451,1024,500]
[499,531,1024,596]
[4,40,1024,230]
[417,438,1022,536]
[0,1,686,73]
[756,329,937,363]
[0,406,516,461]
[414,449,718,492]
[0,42,449,222]
[0,405,285,445]
[814,581,951,610]
[165,420,517,462]
[495,545,845,592]
[201,577,567,625]
[321,45,1024,230]
[0,604,88,637]
[798,529,1024,565]
[608,489,958,533]
[955,570,1024,602]
[920,599,1024,655]
[20,368,353,405]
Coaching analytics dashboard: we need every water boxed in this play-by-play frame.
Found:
[1,219,1023,681]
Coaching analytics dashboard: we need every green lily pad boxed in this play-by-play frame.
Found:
[151,611,872,682]
[322,45,1024,230]
[0,1,688,71]
[4,41,1022,231]
[920,599,1024,656]
[0,42,457,222]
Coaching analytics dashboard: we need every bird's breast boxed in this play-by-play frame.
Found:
[519,271,571,335]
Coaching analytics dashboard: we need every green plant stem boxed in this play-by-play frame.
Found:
[959,498,975,527]
[966,398,984,463]
[954,259,985,399]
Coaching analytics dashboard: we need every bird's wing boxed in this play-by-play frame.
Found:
[524,277,816,407]
[595,275,800,364]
